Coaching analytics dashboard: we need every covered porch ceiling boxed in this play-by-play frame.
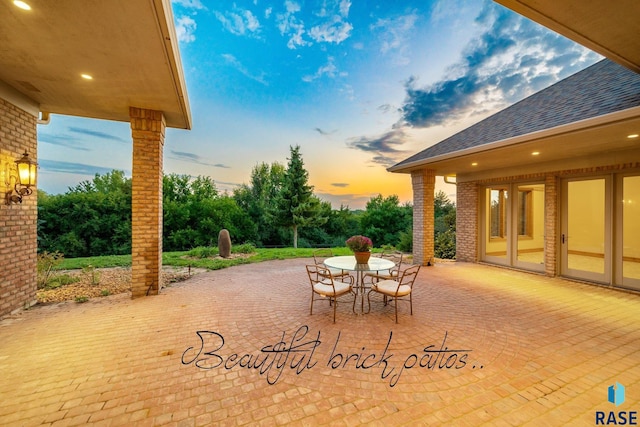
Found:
[495,0,640,73]
[0,0,191,129]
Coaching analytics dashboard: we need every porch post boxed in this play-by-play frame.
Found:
[411,169,435,265]
[456,181,479,262]
[544,174,558,276]
[130,107,165,298]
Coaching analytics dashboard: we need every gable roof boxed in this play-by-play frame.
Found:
[390,59,640,171]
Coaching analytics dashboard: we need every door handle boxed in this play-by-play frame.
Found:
[562,234,565,244]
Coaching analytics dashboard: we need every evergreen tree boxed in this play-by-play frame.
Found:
[273,145,326,248]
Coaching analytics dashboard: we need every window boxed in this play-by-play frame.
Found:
[490,189,507,239]
[517,189,533,237]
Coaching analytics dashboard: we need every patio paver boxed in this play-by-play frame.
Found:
[1,259,639,426]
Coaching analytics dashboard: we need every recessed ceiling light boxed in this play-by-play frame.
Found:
[471,162,478,166]
[81,74,93,80]
[13,1,31,10]
[628,134,639,139]
[532,151,540,156]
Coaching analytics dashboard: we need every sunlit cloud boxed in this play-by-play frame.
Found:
[176,16,197,43]
[68,127,127,142]
[331,183,349,188]
[222,54,268,85]
[171,0,206,10]
[314,127,337,136]
[276,0,309,49]
[401,1,601,128]
[215,7,260,37]
[346,127,409,166]
[39,159,122,176]
[39,134,91,151]
[302,57,342,82]
[370,11,419,66]
[169,150,230,168]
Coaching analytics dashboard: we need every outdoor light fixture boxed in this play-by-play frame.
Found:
[4,151,37,205]
[13,1,31,10]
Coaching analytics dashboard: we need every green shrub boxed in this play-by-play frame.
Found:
[187,246,219,258]
[232,243,256,254]
[46,274,80,289]
[75,295,89,303]
[100,289,110,297]
[37,251,64,289]
[82,265,101,285]
[397,229,413,253]
[435,229,456,259]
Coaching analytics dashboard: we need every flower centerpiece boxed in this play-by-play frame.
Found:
[346,235,373,264]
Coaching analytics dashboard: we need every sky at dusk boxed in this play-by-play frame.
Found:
[37,0,601,209]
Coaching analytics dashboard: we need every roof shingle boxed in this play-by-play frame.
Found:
[392,60,640,168]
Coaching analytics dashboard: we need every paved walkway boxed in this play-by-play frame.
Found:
[1,259,639,426]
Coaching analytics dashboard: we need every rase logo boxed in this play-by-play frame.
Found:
[610,383,626,406]
[596,382,637,425]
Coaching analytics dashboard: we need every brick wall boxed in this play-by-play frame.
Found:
[411,169,435,265]
[130,107,165,298]
[0,97,38,317]
[456,181,478,262]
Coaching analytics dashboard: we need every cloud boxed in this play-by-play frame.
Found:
[169,150,230,168]
[222,54,268,85]
[401,1,601,128]
[302,57,341,82]
[276,1,309,49]
[330,183,349,188]
[309,0,353,44]
[176,16,197,43]
[171,0,206,10]
[38,134,91,151]
[314,127,337,136]
[346,127,409,166]
[277,0,353,49]
[215,7,260,37]
[370,11,419,66]
[68,127,127,142]
[316,191,373,210]
[39,159,121,176]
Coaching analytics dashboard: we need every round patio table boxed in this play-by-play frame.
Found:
[324,255,396,314]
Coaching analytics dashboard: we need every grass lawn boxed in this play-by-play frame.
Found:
[56,246,362,271]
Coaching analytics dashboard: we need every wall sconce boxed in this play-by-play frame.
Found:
[4,151,37,205]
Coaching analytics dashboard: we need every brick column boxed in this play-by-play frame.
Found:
[130,107,165,298]
[456,181,478,262]
[411,169,435,265]
[0,98,38,317]
[544,174,558,277]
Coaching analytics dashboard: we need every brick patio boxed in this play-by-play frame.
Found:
[1,259,639,426]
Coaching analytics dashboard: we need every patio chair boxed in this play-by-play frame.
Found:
[312,248,353,283]
[366,264,420,323]
[306,264,356,323]
[363,250,404,286]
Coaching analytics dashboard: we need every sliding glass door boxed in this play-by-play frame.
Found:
[561,177,611,283]
[617,175,640,290]
[482,183,545,272]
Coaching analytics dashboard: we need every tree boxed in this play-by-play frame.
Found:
[360,194,412,247]
[433,190,456,259]
[233,162,286,246]
[272,145,326,248]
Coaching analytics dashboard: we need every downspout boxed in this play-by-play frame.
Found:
[37,111,50,125]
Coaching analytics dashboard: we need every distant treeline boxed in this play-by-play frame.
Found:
[37,147,455,258]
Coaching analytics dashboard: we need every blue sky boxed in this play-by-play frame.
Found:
[37,0,600,208]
